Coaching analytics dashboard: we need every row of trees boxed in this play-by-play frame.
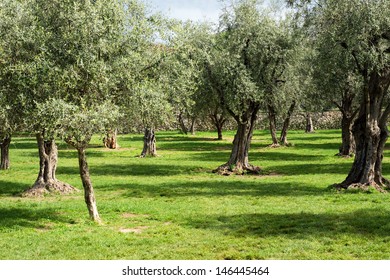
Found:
[1,0,390,222]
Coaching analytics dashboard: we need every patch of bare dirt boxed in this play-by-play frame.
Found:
[119,226,149,234]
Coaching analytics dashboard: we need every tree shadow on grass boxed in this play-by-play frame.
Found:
[267,162,352,176]
[101,180,327,198]
[0,180,27,196]
[292,143,341,151]
[0,207,73,229]
[186,209,390,238]
[159,141,232,152]
[57,163,204,177]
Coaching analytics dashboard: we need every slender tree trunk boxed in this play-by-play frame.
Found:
[190,117,196,135]
[336,90,357,157]
[214,105,260,175]
[77,147,101,223]
[0,134,11,170]
[336,71,390,192]
[23,133,77,196]
[140,128,157,157]
[280,101,296,146]
[305,112,315,133]
[103,129,119,149]
[178,112,188,135]
[210,112,227,140]
[267,104,279,146]
[338,112,356,157]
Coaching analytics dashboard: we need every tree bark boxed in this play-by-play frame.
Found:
[210,111,227,140]
[338,115,356,157]
[336,71,390,192]
[103,129,119,149]
[22,133,77,196]
[190,117,196,135]
[0,134,11,170]
[140,128,157,157]
[335,89,357,157]
[214,104,261,175]
[267,104,279,147]
[305,112,315,133]
[77,147,101,223]
[178,112,188,135]
[280,101,296,146]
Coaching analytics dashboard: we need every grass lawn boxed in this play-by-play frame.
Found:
[1,129,390,260]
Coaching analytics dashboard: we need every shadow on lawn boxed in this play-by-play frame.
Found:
[0,180,27,196]
[0,207,71,229]
[186,209,390,238]
[57,163,205,177]
[103,180,328,198]
[268,162,352,175]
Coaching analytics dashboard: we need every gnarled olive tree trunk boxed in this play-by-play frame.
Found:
[338,110,356,157]
[214,104,261,175]
[0,134,11,170]
[140,128,157,157]
[335,90,358,157]
[103,129,119,149]
[305,112,315,133]
[280,101,296,146]
[337,71,390,192]
[23,133,77,196]
[178,112,188,135]
[267,104,279,147]
[77,147,101,223]
[210,112,227,140]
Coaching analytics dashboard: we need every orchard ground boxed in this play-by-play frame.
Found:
[1,129,390,259]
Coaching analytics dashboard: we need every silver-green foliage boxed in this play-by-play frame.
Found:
[36,99,121,147]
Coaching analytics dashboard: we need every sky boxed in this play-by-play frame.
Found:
[146,0,223,23]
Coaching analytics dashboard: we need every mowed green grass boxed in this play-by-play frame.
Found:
[1,129,390,260]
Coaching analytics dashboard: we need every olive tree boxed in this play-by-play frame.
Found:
[206,0,298,174]
[0,0,33,170]
[34,99,120,222]
[292,0,390,190]
[127,81,173,157]
[12,0,140,197]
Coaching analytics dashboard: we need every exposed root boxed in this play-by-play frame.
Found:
[332,182,389,193]
[22,181,78,197]
[213,163,261,176]
[268,143,281,148]
[334,152,353,158]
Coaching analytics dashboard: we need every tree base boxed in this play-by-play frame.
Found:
[268,143,281,148]
[139,154,158,158]
[335,152,354,158]
[213,163,261,176]
[22,181,78,197]
[332,181,389,193]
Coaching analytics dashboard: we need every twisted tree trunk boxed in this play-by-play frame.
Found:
[190,117,196,135]
[140,128,157,157]
[23,133,77,196]
[178,112,188,135]
[338,111,356,157]
[267,104,279,147]
[103,129,119,149]
[336,71,390,192]
[335,90,357,157]
[214,104,260,175]
[0,134,11,170]
[210,111,227,140]
[305,112,315,133]
[77,147,101,223]
[280,101,296,146]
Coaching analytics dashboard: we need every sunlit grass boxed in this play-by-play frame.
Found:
[1,129,390,259]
